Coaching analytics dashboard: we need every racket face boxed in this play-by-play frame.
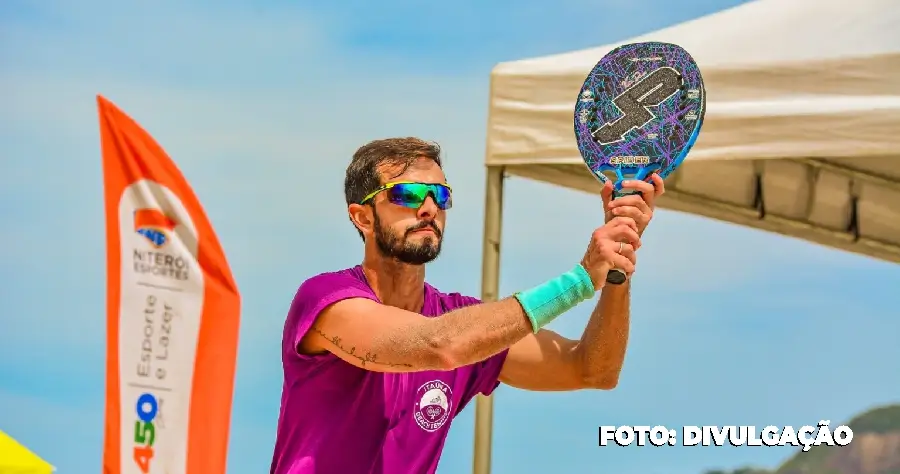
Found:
[574,42,706,193]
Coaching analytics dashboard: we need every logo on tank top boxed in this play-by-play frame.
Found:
[414,380,453,432]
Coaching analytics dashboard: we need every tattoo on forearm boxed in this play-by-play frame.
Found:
[312,326,413,368]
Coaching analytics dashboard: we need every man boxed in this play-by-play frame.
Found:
[270,137,664,474]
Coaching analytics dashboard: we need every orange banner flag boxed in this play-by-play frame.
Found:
[98,95,241,474]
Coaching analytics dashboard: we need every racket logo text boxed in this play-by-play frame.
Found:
[590,66,682,145]
[610,156,650,166]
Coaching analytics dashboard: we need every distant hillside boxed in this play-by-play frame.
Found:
[704,404,900,474]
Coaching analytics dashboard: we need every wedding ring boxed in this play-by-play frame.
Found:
[618,242,625,254]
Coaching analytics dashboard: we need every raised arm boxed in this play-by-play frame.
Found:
[499,220,637,391]
[499,283,630,391]
[498,177,663,391]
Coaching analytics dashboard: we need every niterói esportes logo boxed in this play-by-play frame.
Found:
[132,208,189,281]
[134,208,177,248]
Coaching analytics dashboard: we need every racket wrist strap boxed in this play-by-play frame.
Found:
[514,264,595,333]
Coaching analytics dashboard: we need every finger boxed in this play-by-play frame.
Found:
[619,179,655,195]
[608,205,647,227]
[608,194,651,215]
[600,181,614,210]
[649,173,666,197]
[606,225,641,249]
[617,243,637,264]
[607,216,639,233]
[609,252,636,274]
[619,179,657,209]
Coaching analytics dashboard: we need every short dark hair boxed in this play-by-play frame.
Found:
[344,137,443,239]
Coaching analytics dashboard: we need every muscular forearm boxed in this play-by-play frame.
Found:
[373,298,533,371]
[576,281,630,388]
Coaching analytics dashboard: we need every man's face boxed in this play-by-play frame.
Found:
[369,158,448,265]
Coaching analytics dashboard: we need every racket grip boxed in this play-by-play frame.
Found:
[605,268,627,285]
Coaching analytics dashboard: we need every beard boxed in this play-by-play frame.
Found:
[373,211,443,265]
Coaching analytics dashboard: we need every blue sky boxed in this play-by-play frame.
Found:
[2,0,898,473]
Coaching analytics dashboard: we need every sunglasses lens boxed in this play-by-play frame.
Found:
[430,185,452,210]
[387,183,452,210]
[387,184,426,208]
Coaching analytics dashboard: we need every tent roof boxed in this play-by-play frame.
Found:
[485,0,900,263]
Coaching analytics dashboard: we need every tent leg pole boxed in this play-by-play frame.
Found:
[472,165,505,474]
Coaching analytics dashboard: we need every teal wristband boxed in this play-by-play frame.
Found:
[514,264,595,333]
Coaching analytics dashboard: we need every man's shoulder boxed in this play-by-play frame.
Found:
[301,266,365,285]
[293,266,372,301]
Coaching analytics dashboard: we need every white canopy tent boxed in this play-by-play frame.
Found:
[471,0,900,472]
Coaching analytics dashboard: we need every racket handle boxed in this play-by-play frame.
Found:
[605,268,627,285]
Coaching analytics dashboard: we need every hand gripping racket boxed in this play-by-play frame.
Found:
[574,41,706,285]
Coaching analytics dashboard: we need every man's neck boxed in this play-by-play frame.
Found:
[361,255,426,313]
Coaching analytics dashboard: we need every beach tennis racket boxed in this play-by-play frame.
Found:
[574,41,706,285]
